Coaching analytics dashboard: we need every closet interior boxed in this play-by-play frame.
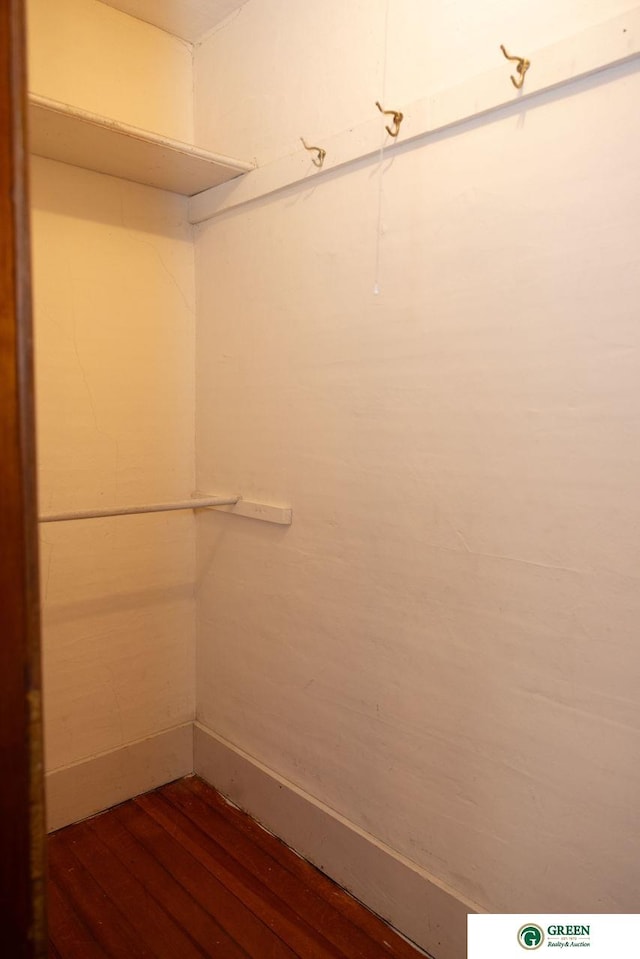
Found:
[28,1,640,957]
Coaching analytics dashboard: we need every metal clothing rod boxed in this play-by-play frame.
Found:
[39,496,239,524]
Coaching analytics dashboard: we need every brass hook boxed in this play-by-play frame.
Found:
[375,101,403,138]
[300,137,326,168]
[500,44,530,90]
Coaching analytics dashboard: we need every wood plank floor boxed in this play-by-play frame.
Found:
[48,776,425,959]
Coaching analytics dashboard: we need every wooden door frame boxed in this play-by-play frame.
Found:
[0,0,46,955]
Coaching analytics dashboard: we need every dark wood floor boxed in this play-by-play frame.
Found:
[48,776,424,959]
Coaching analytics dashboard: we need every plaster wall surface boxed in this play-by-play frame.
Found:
[194,0,640,915]
[32,158,197,771]
[27,0,194,142]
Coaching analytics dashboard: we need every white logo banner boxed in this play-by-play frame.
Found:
[468,914,640,958]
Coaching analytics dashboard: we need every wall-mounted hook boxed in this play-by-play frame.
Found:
[375,101,403,138]
[300,137,326,168]
[500,44,530,89]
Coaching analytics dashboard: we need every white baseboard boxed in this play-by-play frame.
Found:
[194,722,478,959]
[46,722,194,832]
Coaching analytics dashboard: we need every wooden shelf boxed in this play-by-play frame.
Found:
[28,94,254,196]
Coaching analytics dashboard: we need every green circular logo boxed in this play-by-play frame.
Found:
[518,924,545,950]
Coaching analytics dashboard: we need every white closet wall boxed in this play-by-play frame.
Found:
[193,0,640,934]
[28,0,194,140]
[29,1,197,820]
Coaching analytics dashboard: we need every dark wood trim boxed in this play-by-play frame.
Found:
[0,1,46,956]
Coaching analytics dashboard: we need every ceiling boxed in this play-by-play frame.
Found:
[98,0,249,42]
